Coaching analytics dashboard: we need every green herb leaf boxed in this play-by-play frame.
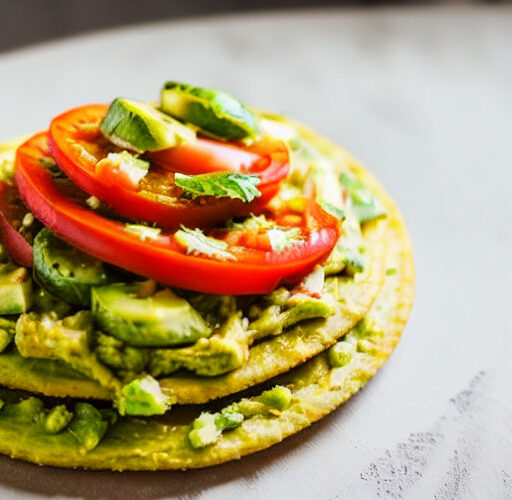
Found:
[226,214,275,231]
[124,224,161,242]
[318,199,345,220]
[340,173,386,224]
[175,226,235,260]
[175,172,261,202]
[97,151,149,186]
[267,227,302,252]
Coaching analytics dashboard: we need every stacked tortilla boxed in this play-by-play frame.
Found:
[0,115,414,470]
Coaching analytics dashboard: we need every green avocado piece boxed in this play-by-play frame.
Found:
[44,404,73,434]
[188,412,221,449]
[255,385,292,411]
[189,407,245,450]
[340,173,386,224]
[33,228,109,307]
[1,397,44,423]
[92,284,211,347]
[95,332,148,376]
[215,406,244,430]
[161,81,260,140]
[328,340,355,368]
[249,295,334,340]
[0,262,32,314]
[188,385,292,449]
[15,311,120,395]
[118,375,172,416]
[100,98,195,153]
[149,313,248,377]
[31,288,72,317]
[0,318,15,353]
[68,402,109,452]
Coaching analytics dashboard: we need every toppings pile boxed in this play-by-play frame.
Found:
[14,83,342,295]
[0,82,407,467]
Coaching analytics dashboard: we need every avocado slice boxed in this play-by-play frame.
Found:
[15,311,120,395]
[248,293,335,341]
[33,228,109,307]
[0,262,32,314]
[44,404,73,434]
[161,82,260,140]
[148,313,248,377]
[100,98,195,152]
[92,283,212,347]
[67,402,109,452]
[0,318,15,353]
[118,375,172,416]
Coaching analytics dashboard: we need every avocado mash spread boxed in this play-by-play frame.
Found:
[0,81,413,470]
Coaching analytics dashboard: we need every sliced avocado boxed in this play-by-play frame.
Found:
[31,287,72,318]
[188,412,221,449]
[255,385,292,411]
[328,340,355,368]
[161,81,260,140]
[92,284,211,347]
[0,318,15,353]
[95,332,148,376]
[188,385,291,449]
[149,313,248,377]
[68,402,109,452]
[100,98,195,152]
[118,375,172,416]
[15,311,120,395]
[0,262,32,314]
[249,294,334,340]
[33,228,109,307]
[44,405,73,434]
[1,397,44,423]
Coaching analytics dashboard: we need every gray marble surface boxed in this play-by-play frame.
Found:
[0,6,511,499]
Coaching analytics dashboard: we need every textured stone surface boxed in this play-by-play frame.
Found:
[0,5,511,498]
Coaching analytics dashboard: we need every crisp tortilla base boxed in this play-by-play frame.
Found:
[0,170,413,470]
[0,127,390,405]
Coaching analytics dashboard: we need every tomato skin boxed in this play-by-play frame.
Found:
[0,182,33,267]
[49,105,287,230]
[16,132,339,295]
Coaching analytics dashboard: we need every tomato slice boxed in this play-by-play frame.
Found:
[16,132,339,295]
[49,104,288,230]
[148,135,289,183]
[0,182,34,267]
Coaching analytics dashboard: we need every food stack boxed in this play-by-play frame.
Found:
[0,82,413,470]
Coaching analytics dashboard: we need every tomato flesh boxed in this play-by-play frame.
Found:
[49,105,288,230]
[16,132,339,295]
[0,182,33,267]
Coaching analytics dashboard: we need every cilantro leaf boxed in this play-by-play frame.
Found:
[124,224,161,242]
[318,200,345,220]
[175,172,261,203]
[267,227,302,252]
[175,226,235,261]
[340,173,386,224]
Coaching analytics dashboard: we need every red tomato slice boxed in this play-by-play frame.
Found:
[49,104,288,230]
[149,135,289,184]
[0,182,33,267]
[16,132,339,295]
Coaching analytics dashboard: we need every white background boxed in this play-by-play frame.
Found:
[0,6,511,499]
